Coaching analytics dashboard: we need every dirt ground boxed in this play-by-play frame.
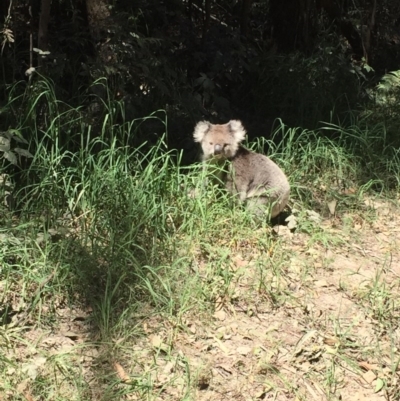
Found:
[4,198,400,401]
[158,199,399,401]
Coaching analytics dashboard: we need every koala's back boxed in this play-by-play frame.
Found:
[227,147,290,216]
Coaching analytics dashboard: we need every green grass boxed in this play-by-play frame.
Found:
[0,77,399,400]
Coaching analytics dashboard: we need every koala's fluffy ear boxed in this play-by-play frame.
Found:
[228,120,246,143]
[193,121,211,142]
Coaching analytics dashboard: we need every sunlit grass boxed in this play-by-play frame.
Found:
[0,77,399,400]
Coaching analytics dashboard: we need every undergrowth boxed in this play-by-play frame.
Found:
[0,78,399,400]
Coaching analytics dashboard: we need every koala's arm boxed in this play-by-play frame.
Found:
[225,165,248,202]
[201,161,210,189]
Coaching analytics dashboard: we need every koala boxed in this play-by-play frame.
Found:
[193,120,290,219]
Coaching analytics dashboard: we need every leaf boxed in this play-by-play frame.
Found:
[216,363,232,374]
[163,361,174,374]
[22,356,47,379]
[61,331,79,341]
[6,129,28,144]
[3,150,17,165]
[214,96,230,110]
[16,379,29,394]
[323,336,340,346]
[36,232,50,244]
[327,199,337,215]
[237,346,251,355]
[25,67,36,76]
[113,361,130,382]
[213,310,226,321]
[374,378,384,392]
[195,73,207,83]
[362,369,376,383]
[359,361,378,371]
[306,210,322,224]
[213,337,229,354]
[314,279,328,288]
[285,214,297,229]
[149,334,169,352]
[14,148,34,158]
[150,334,162,348]
[272,225,291,237]
[293,330,318,356]
[23,391,35,401]
[33,47,50,55]
[187,322,196,334]
[0,136,10,151]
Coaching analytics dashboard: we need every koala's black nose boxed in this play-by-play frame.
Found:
[214,144,222,155]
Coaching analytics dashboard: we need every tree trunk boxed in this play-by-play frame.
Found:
[188,0,193,20]
[38,0,51,52]
[270,0,311,51]
[362,0,377,62]
[202,0,211,44]
[240,0,252,37]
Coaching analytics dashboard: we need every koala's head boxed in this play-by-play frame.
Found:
[193,120,246,160]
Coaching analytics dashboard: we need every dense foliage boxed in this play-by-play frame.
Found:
[1,1,400,148]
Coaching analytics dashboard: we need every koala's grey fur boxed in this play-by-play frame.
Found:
[193,120,290,219]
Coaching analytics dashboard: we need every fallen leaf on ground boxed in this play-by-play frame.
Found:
[363,369,377,384]
[272,225,292,237]
[323,336,340,346]
[306,210,322,224]
[327,199,337,215]
[237,346,251,355]
[214,310,226,321]
[213,337,229,354]
[163,361,174,373]
[314,279,328,287]
[150,334,163,348]
[375,378,385,392]
[113,362,130,382]
[359,361,378,371]
[216,363,232,374]
[21,356,47,380]
[23,392,35,401]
